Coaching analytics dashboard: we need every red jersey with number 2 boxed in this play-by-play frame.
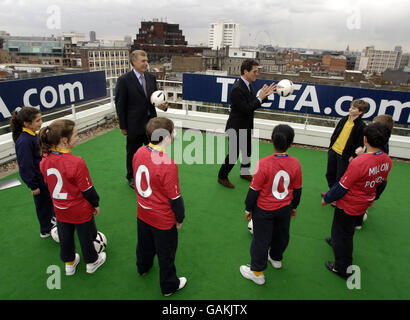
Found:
[133,146,181,230]
[250,154,302,211]
[40,152,95,223]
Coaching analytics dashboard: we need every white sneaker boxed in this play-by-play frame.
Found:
[268,255,282,269]
[355,226,362,230]
[268,249,282,269]
[164,277,187,296]
[86,252,106,274]
[239,265,265,285]
[40,232,51,238]
[65,253,80,276]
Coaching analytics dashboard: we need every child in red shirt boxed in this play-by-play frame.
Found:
[133,117,186,296]
[240,124,302,285]
[39,119,106,276]
[322,122,392,279]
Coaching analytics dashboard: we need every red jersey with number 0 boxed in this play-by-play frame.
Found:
[336,152,391,215]
[250,154,302,211]
[40,152,94,223]
[133,146,181,230]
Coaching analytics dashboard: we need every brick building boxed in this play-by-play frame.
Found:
[322,54,347,72]
[132,19,207,63]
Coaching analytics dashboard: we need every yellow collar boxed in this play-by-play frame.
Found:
[51,147,72,154]
[148,143,165,152]
[22,127,37,136]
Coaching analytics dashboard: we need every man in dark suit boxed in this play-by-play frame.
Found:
[115,50,167,188]
[218,59,275,188]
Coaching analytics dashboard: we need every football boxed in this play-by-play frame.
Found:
[150,90,166,108]
[276,79,294,97]
[51,225,59,243]
[248,219,253,235]
[94,231,107,253]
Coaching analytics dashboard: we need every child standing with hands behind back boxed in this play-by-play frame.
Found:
[10,106,55,238]
[39,119,106,276]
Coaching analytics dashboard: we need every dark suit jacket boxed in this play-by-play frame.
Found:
[225,78,266,131]
[329,115,367,160]
[115,70,158,137]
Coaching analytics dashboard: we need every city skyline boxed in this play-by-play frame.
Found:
[0,0,409,52]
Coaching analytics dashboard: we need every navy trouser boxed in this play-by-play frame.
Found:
[325,148,349,189]
[330,208,365,276]
[57,217,98,264]
[136,218,179,295]
[126,134,149,181]
[250,205,291,272]
[218,128,252,179]
[33,182,55,234]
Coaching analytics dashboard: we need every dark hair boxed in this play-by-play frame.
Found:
[146,117,174,145]
[10,107,41,143]
[38,119,76,154]
[363,122,390,149]
[271,124,295,153]
[240,59,259,75]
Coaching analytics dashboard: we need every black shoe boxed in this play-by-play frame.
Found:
[325,261,349,280]
[129,178,135,189]
[325,237,333,247]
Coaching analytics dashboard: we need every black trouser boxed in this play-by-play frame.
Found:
[33,182,55,234]
[326,148,349,189]
[330,208,365,276]
[136,218,180,295]
[218,128,252,179]
[57,217,98,264]
[250,205,291,272]
[126,134,149,180]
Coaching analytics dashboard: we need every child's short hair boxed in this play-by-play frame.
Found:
[38,119,76,154]
[373,114,394,131]
[10,106,41,142]
[363,122,390,149]
[271,124,295,153]
[351,99,369,114]
[146,117,174,145]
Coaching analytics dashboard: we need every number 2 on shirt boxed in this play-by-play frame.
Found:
[135,165,152,198]
[47,168,68,200]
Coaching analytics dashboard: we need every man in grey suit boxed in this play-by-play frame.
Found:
[115,50,167,188]
[218,59,275,188]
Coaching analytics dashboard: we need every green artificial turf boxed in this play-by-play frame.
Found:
[0,128,409,300]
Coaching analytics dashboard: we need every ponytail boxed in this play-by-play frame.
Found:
[38,119,76,154]
[38,126,53,154]
[10,107,40,143]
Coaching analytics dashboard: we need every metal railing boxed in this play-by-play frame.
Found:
[1,76,409,136]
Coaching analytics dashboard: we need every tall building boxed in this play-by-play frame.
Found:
[131,19,206,63]
[135,19,187,45]
[90,31,97,42]
[208,20,240,50]
[357,46,402,74]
